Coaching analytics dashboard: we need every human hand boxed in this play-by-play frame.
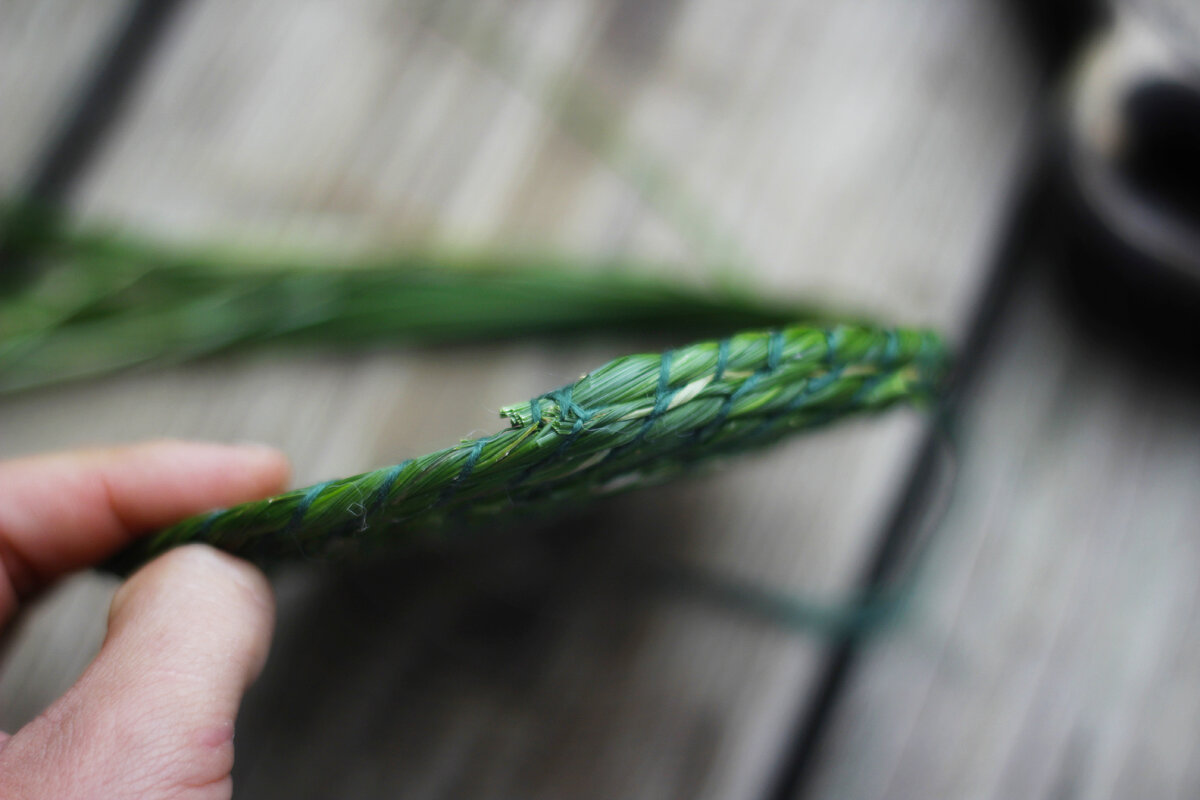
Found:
[0,440,290,799]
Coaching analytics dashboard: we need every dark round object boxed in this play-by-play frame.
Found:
[1056,4,1200,343]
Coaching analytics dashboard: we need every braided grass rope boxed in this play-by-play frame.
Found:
[104,324,946,575]
[0,203,948,577]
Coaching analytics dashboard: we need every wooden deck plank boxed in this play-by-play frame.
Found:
[0,0,131,731]
[0,1,1036,796]
[52,0,1035,592]
[0,0,130,186]
[803,267,1200,799]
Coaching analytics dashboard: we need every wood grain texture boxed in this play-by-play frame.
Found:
[0,1,1035,797]
[0,0,130,186]
[803,268,1200,800]
[38,0,1035,590]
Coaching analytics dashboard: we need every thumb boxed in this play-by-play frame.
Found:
[0,545,274,800]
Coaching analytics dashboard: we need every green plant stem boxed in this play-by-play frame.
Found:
[0,203,834,394]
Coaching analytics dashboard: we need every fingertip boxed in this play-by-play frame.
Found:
[120,439,292,502]
[0,439,290,625]
[227,442,292,495]
[110,544,275,684]
[0,544,277,798]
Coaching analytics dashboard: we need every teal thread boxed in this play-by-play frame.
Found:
[367,462,405,518]
[547,386,593,433]
[282,480,332,559]
[766,329,784,370]
[634,349,676,443]
[692,332,782,444]
[714,338,731,381]
[196,509,221,546]
[438,439,488,507]
[287,481,331,532]
[823,327,842,366]
[706,371,762,436]
[509,385,600,489]
[883,329,900,365]
[745,365,846,440]
[593,349,678,470]
[325,461,409,543]
[849,371,887,405]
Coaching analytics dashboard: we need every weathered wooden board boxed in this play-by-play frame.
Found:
[0,0,1036,797]
[803,268,1200,799]
[0,0,131,731]
[0,0,130,186]
[43,0,1035,591]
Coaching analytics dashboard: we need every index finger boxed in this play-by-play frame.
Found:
[0,440,290,622]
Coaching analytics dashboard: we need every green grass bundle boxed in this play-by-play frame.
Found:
[104,324,945,574]
[1,202,948,574]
